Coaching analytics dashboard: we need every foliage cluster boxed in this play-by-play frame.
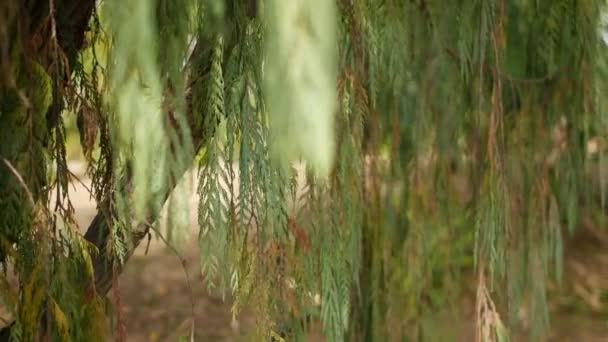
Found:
[0,0,606,341]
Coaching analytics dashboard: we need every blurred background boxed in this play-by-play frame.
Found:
[60,116,607,341]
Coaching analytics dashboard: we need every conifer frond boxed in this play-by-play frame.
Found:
[1,0,607,341]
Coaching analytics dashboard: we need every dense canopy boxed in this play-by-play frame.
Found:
[0,0,606,340]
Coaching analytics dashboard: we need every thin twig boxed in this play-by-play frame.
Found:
[67,168,94,196]
[2,158,35,207]
[143,223,196,341]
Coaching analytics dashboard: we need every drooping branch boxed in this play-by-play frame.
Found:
[84,0,258,300]
[0,1,257,339]
[83,37,216,298]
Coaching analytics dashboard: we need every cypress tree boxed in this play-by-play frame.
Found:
[0,0,606,340]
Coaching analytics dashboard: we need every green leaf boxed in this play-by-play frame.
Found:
[264,0,338,177]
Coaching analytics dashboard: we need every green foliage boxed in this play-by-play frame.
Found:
[105,0,169,222]
[264,0,338,177]
[0,0,607,341]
